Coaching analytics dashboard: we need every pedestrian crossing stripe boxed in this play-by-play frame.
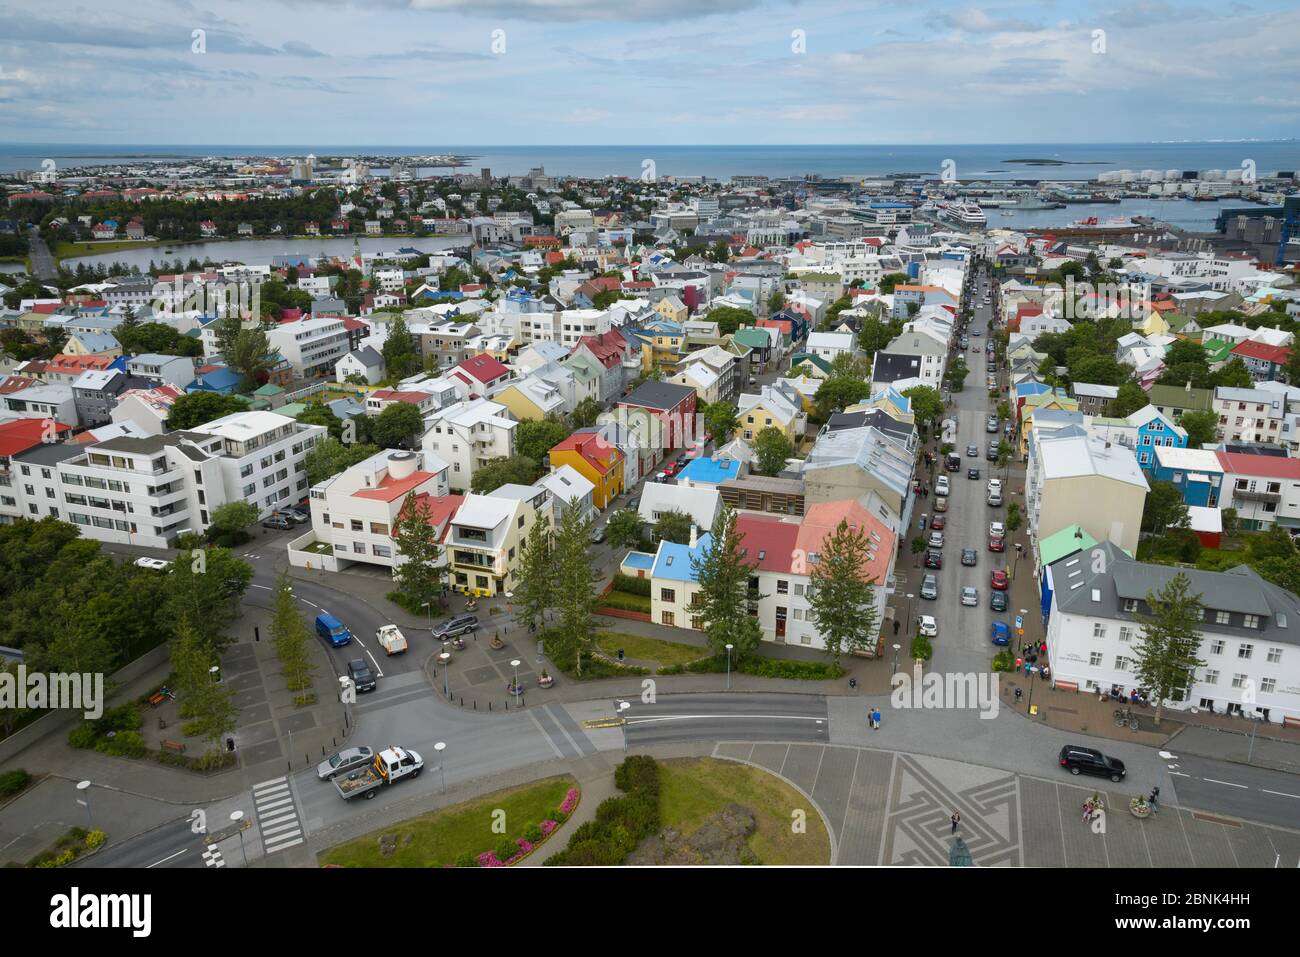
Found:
[202,847,225,868]
[252,775,305,855]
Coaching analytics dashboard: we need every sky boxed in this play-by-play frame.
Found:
[0,0,1298,145]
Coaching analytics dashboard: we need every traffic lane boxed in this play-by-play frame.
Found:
[1164,752,1300,831]
[74,816,206,869]
[622,693,829,746]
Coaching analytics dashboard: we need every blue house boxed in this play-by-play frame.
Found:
[677,457,742,488]
[186,367,243,396]
[1149,445,1224,507]
[1128,406,1188,470]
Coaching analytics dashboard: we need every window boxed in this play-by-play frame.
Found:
[1243,614,1259,629]
[777,580,788,595]
[1092,622,1107,638]
[660,588,675,602]
[1231,673,1247,689]
[1089,651,1103,667]
[1123,598,1138,612]
[1115,656,1129,671]
[1238,643,1253,660]
[661,611,675,626]
[1260,677,1277,694]
[1203,669,1219,685]
[1267,647,1282,664]
[1118,626,1133,643]
[1209,639,1225,655]
[1216,610,1230,625]
[350,520,363,531]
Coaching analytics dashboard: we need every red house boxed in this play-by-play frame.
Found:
[616,380,697,452]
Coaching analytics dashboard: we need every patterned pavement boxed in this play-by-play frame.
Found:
[712,741,1300,867]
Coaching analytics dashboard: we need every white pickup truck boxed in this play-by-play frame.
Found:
[333,746,423,800]
[375,624,408,656]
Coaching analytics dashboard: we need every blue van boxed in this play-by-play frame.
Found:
[315,613,352,647]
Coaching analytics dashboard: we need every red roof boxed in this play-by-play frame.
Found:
[46,354,113,372]
[31,303,59,314]
[455,353,509,384]
[549,431,620,475]
[0,419,73,457]
[544,251,565,265]
[574,329,628,369]
[0,376,39,394]
[1230,340,1290,364]
[733,513,802,573]
[407,492,464,541]
[1216,451,1300,480]
[370,389,430,404]
[342,317,367,331]
[353,470,439,502]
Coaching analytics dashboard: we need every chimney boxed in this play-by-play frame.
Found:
[689,524,698,549]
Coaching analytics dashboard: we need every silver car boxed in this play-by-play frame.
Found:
[961,587,979,607]
[920,573,939,600]
[317,746,374,781]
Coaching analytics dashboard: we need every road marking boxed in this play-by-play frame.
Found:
[1261,789,1300,800]
[526,709,565,759]
[1169,771,1191,777]
[201,847,225,868]
[252,775,305,856]
[1202,778,1248,789]
[147,848,187,868]
[625,713,826,726]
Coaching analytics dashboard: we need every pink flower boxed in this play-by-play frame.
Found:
[540,820,557,835]
[559,788,580,814]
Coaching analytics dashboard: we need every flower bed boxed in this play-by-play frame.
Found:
[471,786,581,867]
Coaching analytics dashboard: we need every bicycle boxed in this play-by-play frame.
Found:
[1113,708,1138,731]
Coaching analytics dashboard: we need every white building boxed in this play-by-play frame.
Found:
[266,316,351,377]
[421,398,518,494]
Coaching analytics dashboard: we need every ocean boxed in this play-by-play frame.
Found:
[1,142,1297,181]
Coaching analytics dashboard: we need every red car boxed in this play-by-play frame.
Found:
[931,515,946,531]
[989,534,1005,552]
[663,461,681,476]
[991,570,1009,590]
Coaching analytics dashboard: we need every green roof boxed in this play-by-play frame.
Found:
[788,353,832,375]
[1038,524,1098,567]
[253,382,285,396]
[1202,339,1235,363]
[278,402,307,418]
[733,327,771,349]
[1147,383,1213,412]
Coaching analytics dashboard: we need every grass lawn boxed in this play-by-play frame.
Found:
[657,757,831,865]
[53,239,170,259]
[318,775,575,868]
[595,632,705,668]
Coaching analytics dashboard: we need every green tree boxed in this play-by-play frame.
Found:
[1006,501,1023,536]
[653,509,694,545]
[753,426,794,476]
[813,377,870,420]
[171,621,239,758]
[1104,383,1148,418]
[371,402,425,449]
[391,493,445,616]
[690,506,762,659]
[1141,481,1190,536]
[1132,572,1207,726]
[1212,357,1253,389]
[213,315,272,390]
[295,401,345,440]
[304,436,381,486]
[878,273,910,294]
[471,455,540,493]
[767,291,785,314]
[515,417,570,463]
[705,306,755,336]
[270,569,315,696]
[208,501,258,538]
[807,519,880,664]
[165,392,251,430]
[513,517,555,633]
[857,316,899,357]
[382,316,420,379]
[604,508,645,550]
[163,546,253,660]
[571,397,603,429]
[901,385,944,434]
[701,401,739,442]
[1177,409,1219,449]
[550,506,599,676]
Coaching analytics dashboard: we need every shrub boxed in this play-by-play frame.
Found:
[495,838,520,863]
[94,730,147,758]
[910,634,933,661]
[991,649,1016,673]
[552,808,568,824]
[454,851,478,868]
[545,756,659,867]
[611,574,652,597]
[597,591,651,613]
[101,703,142,734]
[67,722,99,750]
[0,769,31,798]
[660,655,842,680]
[84,830,106,850]
[523,824,543,844]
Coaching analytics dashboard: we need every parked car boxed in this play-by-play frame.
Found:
[432,614,478,639]
[930,514,946,531]
[347,658,376,693]
[935,476,950,496]
[990,521,1005,537]
[1059,745,1127,782]
[934,496,948,513]
[988,479,1003,495]
[591,526,606,544]
[919,615,938,637]
[928,530,945,549]
[990,621,1010,645]
[987,444,999,461]
[986,419,998,434]
[961,586,979,607]
[134,556,171,572]
[920,573,939,599]
[283,505,311,525]
[262,514,293,531]
[317,745,375,781]
[987,490,1003,507]
[989,534,1006,553]
[990,590,1008,612]
[924,549,943,570]
[961,548,977,566]
[991,570,1009,590]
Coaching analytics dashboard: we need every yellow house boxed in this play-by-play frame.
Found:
[549,429,624,509]
[62,332,123,359]
[737,385,805,444]
[493,376,565,422]
[1020,393,1081,457]
[1134,308,1169,337]
[653,295,688,325]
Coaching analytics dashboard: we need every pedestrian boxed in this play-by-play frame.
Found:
[1149,786,1160,812]
[1082,799,1094,823]
[951,811,960,834]
[872,707,882,730]
[893,619,900,636]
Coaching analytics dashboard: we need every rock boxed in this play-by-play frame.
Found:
[628,804,758,865]
[378,833,398,857]
[402,832,414,846]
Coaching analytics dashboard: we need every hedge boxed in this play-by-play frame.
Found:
[597,591,652,613]
[545,756,660,867]
[658,654,843,680]
[611,574,652,597]
[911,634,933,661]
[0,769,31,799]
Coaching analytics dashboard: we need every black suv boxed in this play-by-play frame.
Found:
[347,658,376,693]
[1058,745,1126,782]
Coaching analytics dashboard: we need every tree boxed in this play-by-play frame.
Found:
[571,397,603,429]
[1177,409,1219,449]
[515,418,570,463]
[690,506,762,659]
[1104,383,1148,418]
[1070,354,1128,386]
[653,509,694,545]
[701,401,739,442]
[604,508,645,550]
[295,401,345,440]
[163,546,253,659]
[813,377,870,420]
[471,455,540,493]
[550,506,599,675]
[807,519,880,664]
[208,501,258,539]
[1220,507,1239,539]
[1285,345,1300,386]
[513,517,555,633]
[878,273,909,294]
[213,314,272,390]
[901,385,944,434]
[1212,357,1253,389]
[996,440,1014,482]
[945,356,970,392]
[382,315,420,379]
[767,291,785,314]
[165,392,251,430]
[753,426,794,476]
[304,436,381,486]
[1132,572,1207,726]
[704,306,754,336]
[391,493,445,616]
[371,402,425,449]
[1006,501,1023,536]
[171,621,238,758]
[270,569,314,697]
[1141,481,1190,536]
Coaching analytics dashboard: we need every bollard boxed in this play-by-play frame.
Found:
[254,626,260,642]
[488,701,492,711]
[473,700,476,710]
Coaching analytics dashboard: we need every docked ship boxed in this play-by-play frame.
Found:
[1000,194,1066,210]
[938,201,987,228]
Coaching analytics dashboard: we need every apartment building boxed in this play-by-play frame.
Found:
[421,398,518,494]
[266,316,350,377]
[125,353,196,389]
[445,485,549,596]
[1214,386,1286,445]
[1026,434,1149,557]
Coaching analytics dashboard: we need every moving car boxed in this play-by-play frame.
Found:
[315,612,352,648]
[924,549,943,569]
[945,453,961,472]
[375,624,408,655]
[334,746,423,800]
[134,556,171,572]
[591,526,606,544]
[920,573,939,599]
[966,444,978,457]
[991,570,1009,590]
[919,615,938,637]
[432,614,477,639]
[961,587,979,607]
[317,745,375,781]
[989,534,1006,553]
[990,590,1008,612]
[346,658,376,693]
[961,548,977,566]
[990,521,1005,537]
[967,467,980,480]
[1059,745,1127,782]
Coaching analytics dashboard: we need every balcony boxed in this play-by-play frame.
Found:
[1234,488,1281,504]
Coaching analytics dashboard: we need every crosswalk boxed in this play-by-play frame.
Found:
[252,775,304,855]
[201,846,225,868]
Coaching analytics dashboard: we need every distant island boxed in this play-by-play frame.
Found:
[1003,158,1112,165]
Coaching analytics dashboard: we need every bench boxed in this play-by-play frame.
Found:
[161,739,187,753]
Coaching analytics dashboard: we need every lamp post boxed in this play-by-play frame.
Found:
[230,810,248,867]
[905,593,915,634]
[617,700,631,752]
[891,643,901,677]
[421,600,433,629]
[75,780,92,829]
[433,741,447,793]
[511,659,521,703]
[725,643,734,691]
[1247,712,1262,764]
[438,652,450,697]
[209,665,220,685]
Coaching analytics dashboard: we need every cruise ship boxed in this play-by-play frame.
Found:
[938,201,987,228]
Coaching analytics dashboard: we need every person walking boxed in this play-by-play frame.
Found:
[950,811,961,834]
[1148,786,1160,813]
[871,707,882,730]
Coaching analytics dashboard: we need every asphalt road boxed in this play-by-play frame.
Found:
[27,226,57,281]
[72,816,207,869]
[623,693,829,746]
[1164,751,1300,831]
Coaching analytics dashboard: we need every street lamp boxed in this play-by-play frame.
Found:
[511,659,521,703]
[75,780,92,829]
[617,700,631,752]
[230,810,248,867]
[433,741,447,793]
[421,600,433,629]
[438,652,451,697]
[892,643,901,677]
[905,593,915,634]
[209,665,220,685]
[725,643,734,691]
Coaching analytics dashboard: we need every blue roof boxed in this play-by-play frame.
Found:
[186,368,242,394]
[651,533,712,583]
[622,551,655,570]
[677,457,740,485]
[1015,382,1052,399]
